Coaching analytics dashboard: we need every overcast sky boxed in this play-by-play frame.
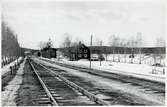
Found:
[2,0,165,49]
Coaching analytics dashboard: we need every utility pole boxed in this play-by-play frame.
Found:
[16,35,18,64]
[20,43,22,57]
[100,41,102,66]
[89,35,93,69]
[19,44,20,56]
[137,32,142,64]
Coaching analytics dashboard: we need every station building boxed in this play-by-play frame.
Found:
[69,42,90,61]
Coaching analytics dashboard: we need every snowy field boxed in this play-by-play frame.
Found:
[40,55,166,83]
[1,57,23,76]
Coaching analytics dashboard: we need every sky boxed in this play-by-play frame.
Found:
[2,0,166,49]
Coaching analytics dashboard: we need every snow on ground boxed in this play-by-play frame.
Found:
[58,60,165,83]
[34,57,165,105]
[104,54,165,66]
[42,57,166,83]
[1,57,26,106]
[1,57,23,76]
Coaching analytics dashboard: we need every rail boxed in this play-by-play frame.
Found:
[33,59,110,106]
[28,59,59,106]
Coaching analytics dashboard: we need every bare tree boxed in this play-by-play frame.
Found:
[94,38,101,46]
[104,46,109,61]
[2,21,21,66]
[129,36,135,63]
[154,37,165,65]
[46,38,53,49]
[38,41,47,50]
[64,36,72,48]
[71,42,78,47]
[121,39,128,63]
[136,32,143,64]
[71,37,80,47]
[108,34,117,62]
[109,35,121,62]
[156,37,165,47]
[60,33,73,59]
[115,37,121,62]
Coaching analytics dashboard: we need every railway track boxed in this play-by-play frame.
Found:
[41,58,165,96]
[32,58,165,105]
[28,59,109,106]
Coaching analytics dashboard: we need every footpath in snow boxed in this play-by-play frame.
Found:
[42,57,165,83]
[1,57,26,106]
[1,57,23,76]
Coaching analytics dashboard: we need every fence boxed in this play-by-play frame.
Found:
[1,56,17,68]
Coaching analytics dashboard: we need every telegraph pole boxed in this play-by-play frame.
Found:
[16,35,18,64]
[20,43,22,57]
[89,35,93,69]
[100,41,102,66]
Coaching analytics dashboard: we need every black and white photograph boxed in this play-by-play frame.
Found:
[1,0,166,106]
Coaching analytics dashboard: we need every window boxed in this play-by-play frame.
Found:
[84,54,87,57]
[78,54,81,57]
[81,45,84,48]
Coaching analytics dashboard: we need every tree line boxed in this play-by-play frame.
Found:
[38,32,165,65]
[58,32,165,64]
[1,21,21,66]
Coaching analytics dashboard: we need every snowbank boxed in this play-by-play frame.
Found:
[41,57,165,83]
[1,58,26,106]
[1,57,23,76]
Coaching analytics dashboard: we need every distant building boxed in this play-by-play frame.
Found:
[24,51,31,56]
[41,47,57,58]
[71,42,90,60]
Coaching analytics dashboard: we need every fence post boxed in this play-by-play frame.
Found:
[163,69,165,74]
[2,61,4,67]
[152,69,154,74]
[4,58,6,65]
[14,63,17,71]
[10,66,13,75]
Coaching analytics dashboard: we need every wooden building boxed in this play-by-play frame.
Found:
[69,42,90,61]
[41,48,57,59]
